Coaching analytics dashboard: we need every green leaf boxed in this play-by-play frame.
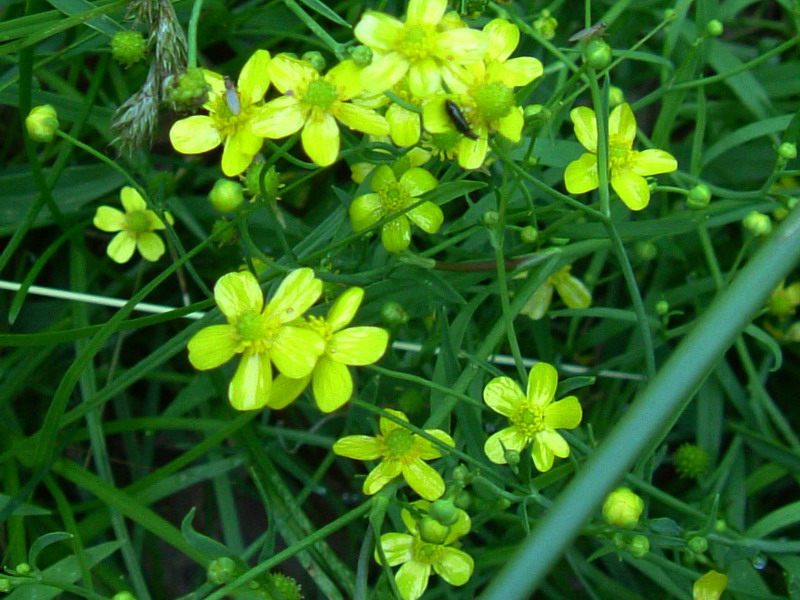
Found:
[28,532,73,570]
[181,507,238,560]
[700,114,792,168]
[746,500,800,538]
[296,0,350,27]
[46,0,120,37]
[743,323,783,371]
[0,494,51,516]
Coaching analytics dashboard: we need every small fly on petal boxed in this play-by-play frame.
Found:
[569,22,607,42]
[224,76,241,115]
[445,99,478,140]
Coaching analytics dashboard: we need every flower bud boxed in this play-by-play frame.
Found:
[612,532,626,549]
[243,163,283,201]
[207,556,240,584]
[211,218,238,247]
[687,535,708,554]
[349,45,373,67]
[483,210,500,226]
[111,30,147,68]
[15,563,31,575]
[687,184,711,210]
[430,499,458,526]
[693,570,728,600]
[454,490,472,510]
[705,19,724,37]
[302,51,326,73]
[380,301,409,326]
[584,39,612,70]
[674,443,711,478]
[609,86,625,107]
[168,67,211,109]
[778,142,797,160]
[503,448,520,465]
[26,105,59,142]
[628,534,650,558]
[452,464,470,483]
[520,226,538,243]
[636,241,658,261]
[265,573,302,600]
[743,211,772,236]
[602,487,644,528]
[112,592,136,600]
[714,519,727,533]
[655,300,669,316]
[533,10,558,40]
[209,179,244,212]
[419,517,450,544]
[0,578,11,592]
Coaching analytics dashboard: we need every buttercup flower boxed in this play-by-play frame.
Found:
[483,362,582,471]
[693,570,728,600]
[250,55,389,167]
[332,409,454,500]
[170,49,271,176]
[354,0,487,97]
[349,164,442,252]
[564,103,678,210]
[93,186,170,263]
[269,286,390,412]
[377,500,473,600]
[422,19,543,169]
[187,269,325,411]
[521,265,592,320]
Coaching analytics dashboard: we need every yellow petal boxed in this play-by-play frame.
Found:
[326,287,363,332]
[333,434,382,460]
[484,426,528,464]
[335,102,390,136]
[302,114,340,166]
[329,327,389,365]
[387,103,421,147]
[228,351,272,411]
[238,49,271,105]
[379,408,408,436]
[214,271,264,320]
[107,232,136,264]
[395,560,431,600]
[221,131,260,177]
[407,202,443,234]
[483,376,524,416]
[488,57,543,87]
[554,275,591,309]
[312,356,352,412]
[527,362,557,406]
[325,59,364,101]
[361,52,409,93]
[250,97,306,138]
[457,135,489,170]
[694,570,728,600]
[520,282,553,320]
[272,326,325,378]
[421,97,452,134]
[402,458,445,500]
[93,206,125,232]
[545,395,583,429]
[399,167,438,196]
[268,53,316,94]
[485,18,519,62]
[630,148,678,176]
[407,0,446,24]
[354,12,403,52]
[381,216,411,252]
[268,374,310,409]
[349,193,384,231]
[408,58,442,97]
[363,459,402,495]
[434,548,474,586]
[609,102,636,149]
[496,107,524,143]
[531,435,555,471]
[267,267,322,322]
[187,324,239,370]
[434,28,488,63]
[378,533,414,566]
[611,170,650,210]
[564,153,599,194]
[170,116,222,154]
[571,106,597,152]
[136,232,165,261]
[120,186,146,212]
[417,429,455,460]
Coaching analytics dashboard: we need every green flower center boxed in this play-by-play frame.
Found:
[305,315,332,341]
[384,428,414,457]
[509,402,545,436]
[609,144,633,172]
[235,310,265,342]
[472,82,514,121]
[397,24,435,60]
[211,95,255,138]
[125,210,150,233]
[412,538,444,565]
[304,79,338,110]
[379,182,412,212]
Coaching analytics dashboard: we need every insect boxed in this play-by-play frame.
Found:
[445,99,479,140]
[568,21,607,43]
[224,76,241,115]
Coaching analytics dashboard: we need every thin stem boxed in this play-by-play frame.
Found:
[187,0,205,68]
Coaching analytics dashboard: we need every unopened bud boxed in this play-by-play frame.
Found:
[778,142,797,160]
[687,184,711,210]
[209,179,244,212]
[585,39,612,70]
[602,487,644,528]
[26,105,59,142]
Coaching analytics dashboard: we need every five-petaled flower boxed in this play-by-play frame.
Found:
[483,362,582,471]
[93,186,170,263]
[354,0,487,97]
[349,164,443,253]
[332,409,454,500]
[250,55,389,167]
[377,500,474,600]
[170,49,271,177]
[187,269,325,411]
[564,102,678,210]
[269,287,390,412]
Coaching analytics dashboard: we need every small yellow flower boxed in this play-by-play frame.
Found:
[332,409,454,500]
[767,280,800,318]
[377,500,473,600]
[602,487,644,528]
[350,142,431,183]
[521,265,592,320]
[269,286,390,412]
[187,269,325,411]
[250,55,389,167]
[483,362,582,471]
[564,103,678,210]
[422,19,543,169]
[354,0,487,97]
[693,570,728,600]
[93,186,170,263]
[170,49,271,177]
[349,164,442,252]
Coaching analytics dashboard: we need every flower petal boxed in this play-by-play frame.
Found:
[228,351,272,411]
[268,374,310,409]
[170,115,222,154]
[417,429,455,460]
[272,326,325,378]
[387,103,422,147]
[395,560,431,600]
[333,434,382,460]
[434,28,488,63]
[488,57,543,87]
[326,287,363,332]
[406,201,443,234]
[379,408,408,436]
[136,232,165,261]
[609,102,636,149]
[381,216,412,252]
[355,12,403,52]
[399,167,438,197]
[564,153,599,194]
[268,268,323,321]
[496,107,524,143]
[434,548,474,586]
[302,114,340,166]
[611,170,650,210]
[215,271,264,320]
[521,282,554,320]
[545,395,583,429]
[527,362,557,406]
[363,459,402,495]
[630,148,678,176]
[485,18,519,62]
[554,274,591,309]
[237,49,271,105]
[421,96,453,134]
[408,58,442,98]
[378,533,414,566]
[107,232,136,264]
[187,324,239,370]
[93,206,125,232]
[361,52,408,93]
[483,376,524,416]
[370,164,397,191]
[404,459,445,500]
[350,193,384,231]
[221,131,260,177]
[457,135,489,170]
[537,429,570,458]
[312,356,352,412]
[268,54,316,94]
[250,97,306,138]
[531,435,555,471]
[335,102,390,136]
[407,0,446,24]
[571,106,597,152]
[329,327,389,365]
[484,426,528,464]
[120,186,147,212]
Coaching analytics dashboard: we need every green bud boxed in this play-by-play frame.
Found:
[302,51,326,73]
[452,464,470,483]
[112,592,136,600]
[264,573,302,600]
[743,211,772,236]
[504,448,520,465]
[15,563,31,576]
[628,534,650,558]
[419,517,450,544]
[778,142,797,160]
[705,19,724,37]
[349,45,373,67]
[520,226,538,244]
[533,11,558,40]
[26,105,59,142]
[243,162,282,201]
[380,301,409,326]
[454,490,472,510]
[483,210,500,226]
[211,218,238,247]
[0,579,11,592]
[687,184,712,210]
[495,497,511,511]
[612,532,626,550]
[430,499,458,526]
[714,519,727,533]
[609,86,625,107]
[168,67,211,109]
[209,179,245,212]
[636,241,658,261]
[655,300,669,316]
[674,443,711,478]
[111,30,147,68]
[687,536,708,554]
[584,39,612,70]
[663,9,676,20]
[208,557,240,584]
[602,487,644,529]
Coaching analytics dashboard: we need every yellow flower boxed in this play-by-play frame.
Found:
[250,55,389,167]
[483,362,582,471]
[332,409,454,500]
[693,570,728,600]
[564,103,678,210]
[354,0,487,97]
[93,186,170,263]
[521,265,592,320]
[187,269,325,411]
[349,164,442,253]
[422,19,543,169]
[350,141,431,183]
[377,500,473,600]
[169,49,271,177]
[269,286,390,412]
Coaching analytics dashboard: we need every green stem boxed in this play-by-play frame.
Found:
[187,0,205,68]
[283,0,345,57]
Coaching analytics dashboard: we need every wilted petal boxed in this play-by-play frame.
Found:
[170,116,222,154]
[545,395,583,429]
[333,434,382,460]
[434,548,474,586]
[521,282,554,320]
[484,426,528,464]
[214,271,264,320]
[483,376,524,416]
[564,153,599,194]
[611,170,650,210]
[228,351,272,411]
[272,326,325,378]
[363,459,402,495]
[312,356,353,412]
[329,326,389,365]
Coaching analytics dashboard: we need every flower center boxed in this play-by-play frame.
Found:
[472,82,514,121]
[305,315,332,341]
[509,402,545,437]
[379,182,412,212]
[412,538,444,565]
[125,211,150,233]
[384,428,414,457]
[211,95,255,138]
[609,144,633,172]
[304,79,338,110]
[396,24,435,60]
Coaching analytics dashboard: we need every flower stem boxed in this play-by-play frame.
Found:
[187,0,205,69]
